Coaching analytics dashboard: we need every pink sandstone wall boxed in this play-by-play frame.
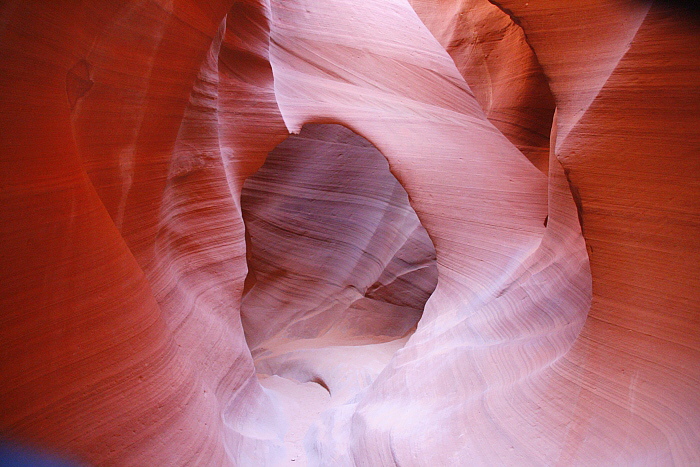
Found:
[0,0,697,465]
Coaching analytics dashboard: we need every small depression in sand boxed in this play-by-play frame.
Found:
[240,123,438,463]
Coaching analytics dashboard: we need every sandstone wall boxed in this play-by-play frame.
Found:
[0,0,697,465]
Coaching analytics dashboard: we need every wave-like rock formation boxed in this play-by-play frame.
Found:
[0,0,697,465]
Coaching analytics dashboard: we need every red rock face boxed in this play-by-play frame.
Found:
[407,0,556,173]
[0,0,697,465]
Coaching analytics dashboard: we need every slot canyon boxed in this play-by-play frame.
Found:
[0,0,698,465]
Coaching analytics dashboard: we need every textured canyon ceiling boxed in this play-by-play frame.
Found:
[0,0,698,465]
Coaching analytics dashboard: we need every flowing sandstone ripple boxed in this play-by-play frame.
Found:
[0,0,698,465]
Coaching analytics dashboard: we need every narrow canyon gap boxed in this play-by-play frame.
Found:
[241,123,438,349]
[240,123,438,463]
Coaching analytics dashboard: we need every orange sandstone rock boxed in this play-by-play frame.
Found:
[0,0,697,465]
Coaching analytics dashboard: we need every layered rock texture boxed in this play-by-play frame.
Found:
[0,0,698,466]
[241,123,437,349]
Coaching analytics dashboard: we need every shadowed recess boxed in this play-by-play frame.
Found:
[239,123,439,462]
[241,123,438,351]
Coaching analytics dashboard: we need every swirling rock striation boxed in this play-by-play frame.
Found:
[0,0,697,465]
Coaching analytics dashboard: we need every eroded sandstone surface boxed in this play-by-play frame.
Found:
[0,0,698,465]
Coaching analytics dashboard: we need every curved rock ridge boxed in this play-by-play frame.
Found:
[407,0,556,173]
[1,1,288,465]
[0,0,697,466]
[486,2,700,464]
[264,0,589,464]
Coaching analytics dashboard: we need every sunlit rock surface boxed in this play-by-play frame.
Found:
[0,0,697,466]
